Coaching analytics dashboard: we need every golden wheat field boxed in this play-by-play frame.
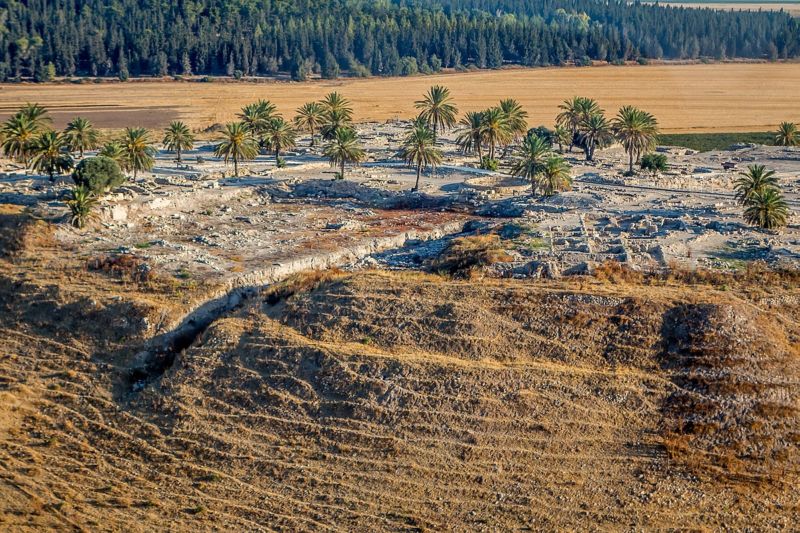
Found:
[1,63,799,133]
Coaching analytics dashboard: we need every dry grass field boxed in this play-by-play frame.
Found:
[1,63,799,133]
[656,2,800,16]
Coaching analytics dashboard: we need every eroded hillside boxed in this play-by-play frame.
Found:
[1,215,799,531]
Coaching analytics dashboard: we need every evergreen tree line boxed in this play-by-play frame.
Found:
[1,0,797,82]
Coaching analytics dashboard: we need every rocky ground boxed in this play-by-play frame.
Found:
[1,123,798,285]
[3,122,799,287]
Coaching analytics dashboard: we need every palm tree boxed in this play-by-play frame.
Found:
[612,105,659,174]
[98,142,127,167]
[215,122,259,177]
[239,100,276,146]
[16,103,52,132]
[480,107,511,161]
[743,187,789,230]
[162,121,195,164]
[539,156,572,196]
[556,96,601,152]
[64,117,99,159]
[30,131,73,181]
[294,102,325,146]
[320,108,352,141]
[553,124,571,153]
[120,127,156,178]
[775,122,798,147]
[323,127,365,180]
[511,134,553,195]
[733,165,779,206]
[415,85,458,141]
[398,122,442,191]
[66,185,98,229]
[456,111,485,164]
[1,115,37,167]
[321,92,353,121]
[239,100,276,152]
[264,117,296,166]
[579,112,613,161]
[498,99,528,144]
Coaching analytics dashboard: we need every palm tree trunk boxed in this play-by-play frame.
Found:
[530,174,536,197]
[177,148,182,164]
[275,147,280,166]
[310,126,315,147]
[628,151,634,174]
[414,162,422,191]
[234,156,239,177]
[341,158,345,180]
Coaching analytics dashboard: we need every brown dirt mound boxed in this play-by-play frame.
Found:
[1,267,798,530]
[0,204,54,257]
[661,303,800,485]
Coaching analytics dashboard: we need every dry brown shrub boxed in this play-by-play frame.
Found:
[264,268,344,305]
[429,234,512,278]
[596,259,800,292]
[594,260,645,284]
[87,254,154,284]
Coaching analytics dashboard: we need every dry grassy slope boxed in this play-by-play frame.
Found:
[1,239,799,529]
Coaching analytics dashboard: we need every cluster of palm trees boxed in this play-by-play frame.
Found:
[215,92,366,178]
[734,165,789,229]
[398,86,551,193]
[404,86,569,195]
[4,97,796,231]
[0,104,92,181]
[555,96,660,172]
[453,97,529,166]
[0,103,174,182]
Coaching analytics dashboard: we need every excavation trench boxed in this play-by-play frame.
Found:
[128,219,470,391]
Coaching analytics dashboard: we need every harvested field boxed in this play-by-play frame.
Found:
[1,63,799,133]
[655,2,800,16]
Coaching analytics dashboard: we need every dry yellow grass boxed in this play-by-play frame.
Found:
[655,2,800,16]
[1,63,799,133]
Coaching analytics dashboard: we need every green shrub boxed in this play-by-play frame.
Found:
[72,156,126,194]
[641,153,668,175]
[480,157,499,171]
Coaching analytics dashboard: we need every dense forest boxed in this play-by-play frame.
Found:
[0,0,797,81]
